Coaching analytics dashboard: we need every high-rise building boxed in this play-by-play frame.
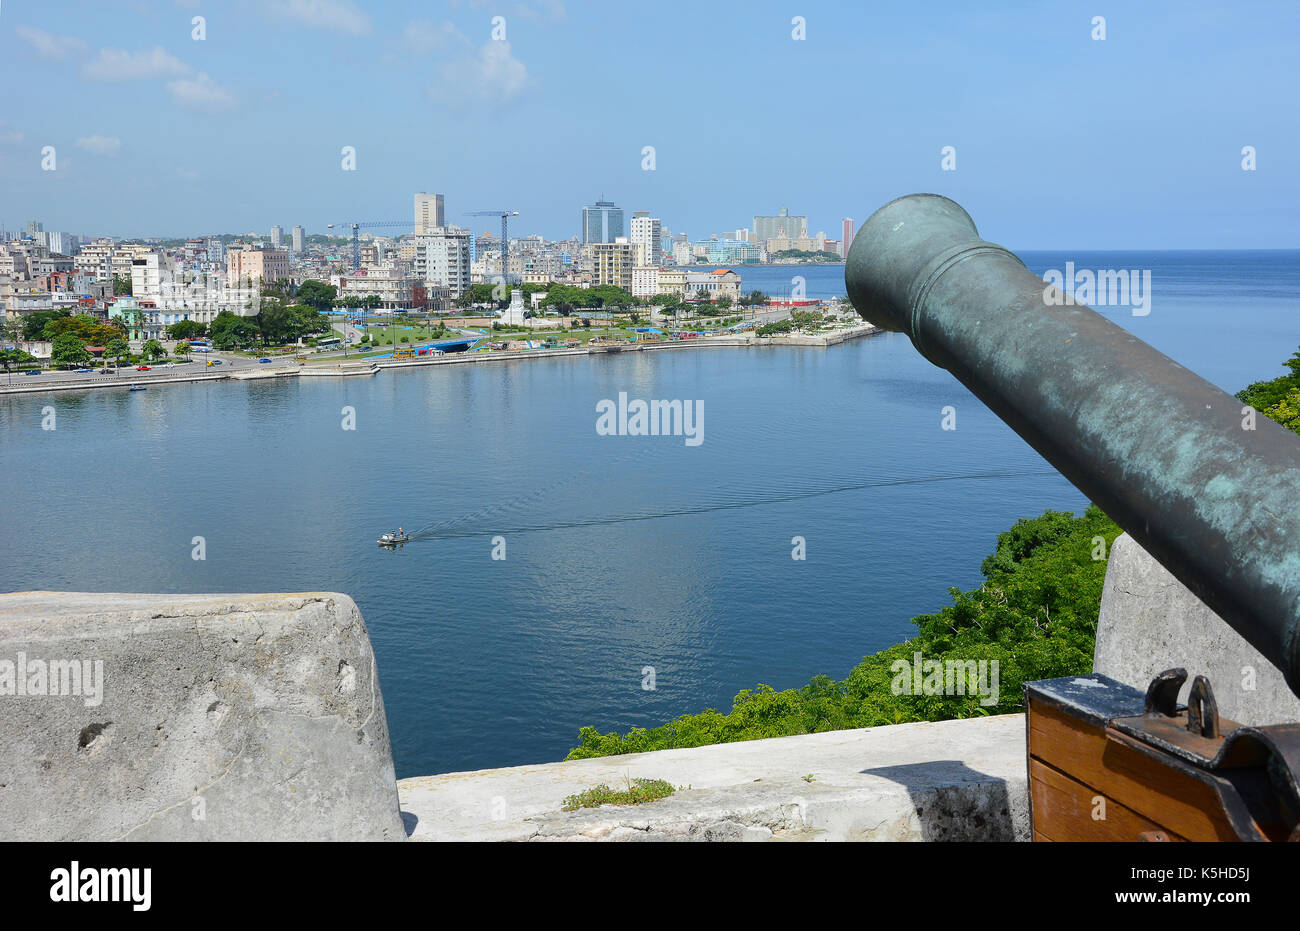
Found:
[24,220,43,239]
[582,199,624,244]
[414,192,446,234]
[411,228,471,298]
[591,238,636,289]
[292,225,305,253]
[270,225,283,248]
[43,231,75,255]
[629,212,662,268]
[841,218,855,258]
[753,206,807,244]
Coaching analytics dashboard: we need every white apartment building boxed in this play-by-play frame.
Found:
[73,240,114,279]
[631,266,660,299]
[410,228,471,298]
[672,241,693,266]
[630,213,662,269]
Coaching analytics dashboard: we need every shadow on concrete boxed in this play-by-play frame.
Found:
[400,810,419,837]
[861,760,1021,841]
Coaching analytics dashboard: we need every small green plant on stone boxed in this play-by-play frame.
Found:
[561,776,675,812]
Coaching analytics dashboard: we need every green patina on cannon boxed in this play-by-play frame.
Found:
[846,194,1300,697]
[846,195,1300,840]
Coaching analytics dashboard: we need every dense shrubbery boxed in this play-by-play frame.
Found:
[1237,348,1300,434]
[566,505,1121,759]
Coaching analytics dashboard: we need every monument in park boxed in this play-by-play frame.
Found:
[500,288,526,326]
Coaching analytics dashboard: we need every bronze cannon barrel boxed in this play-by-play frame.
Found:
[845,193,1300,695]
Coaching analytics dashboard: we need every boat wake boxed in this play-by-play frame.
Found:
[402,468,1061,543]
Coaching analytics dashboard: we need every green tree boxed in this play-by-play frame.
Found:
[105,338,130,367]
[297,279,338,313]
[210,311,261,350]
[0,346,37,375]
[51,332,92,368]
[112,275,132,295]
[141,339,166,361]
[166,319,207,340]
[173,341,191,357]
[256,299,292,344]
[23,309,71,340]
[1239,347,1300,431]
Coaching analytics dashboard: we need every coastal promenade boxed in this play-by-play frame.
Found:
[0,324,879,396]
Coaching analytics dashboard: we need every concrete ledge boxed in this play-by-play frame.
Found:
[0,591,404,841]
[297,362,377,377]
[398,714,1027,841]
[0,372,230,394]
[1094,533,1300,725]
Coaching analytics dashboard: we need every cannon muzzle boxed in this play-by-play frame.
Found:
[846,193,1300,696]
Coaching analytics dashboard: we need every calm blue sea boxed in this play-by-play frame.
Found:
[1,251,1296,776]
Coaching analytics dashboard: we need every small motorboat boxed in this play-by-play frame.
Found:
[378,531,411,547]
[129,384,147,391]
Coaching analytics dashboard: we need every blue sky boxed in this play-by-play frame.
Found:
[1,0,1296,248]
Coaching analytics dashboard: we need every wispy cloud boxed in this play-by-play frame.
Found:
[404,21,532,106]
[82,46,189,82]
[167,72,236,112]
[15,25,88,60]
[75,135,122,156]
[269,0,371,35]
[449,40,529,103]
[79,45,237,111]
[0,121,25,146]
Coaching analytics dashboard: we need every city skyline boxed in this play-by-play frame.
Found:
[1,1,1297,248]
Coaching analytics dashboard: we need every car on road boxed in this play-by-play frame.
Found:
[75,368,93,373]
[258,357,271,363]
[100,367,116,374]
[23,369,40,375]
[136,365,151,371]
[207,359,223,366]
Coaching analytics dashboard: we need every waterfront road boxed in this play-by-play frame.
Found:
[0,351,297,390]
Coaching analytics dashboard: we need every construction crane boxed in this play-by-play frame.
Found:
[466,210,519,291]
[326,220,413,270]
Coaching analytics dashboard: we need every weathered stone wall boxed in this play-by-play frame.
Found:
[1094,533,1300,726]
[0,591,405,841]
[398,714,1028,842]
